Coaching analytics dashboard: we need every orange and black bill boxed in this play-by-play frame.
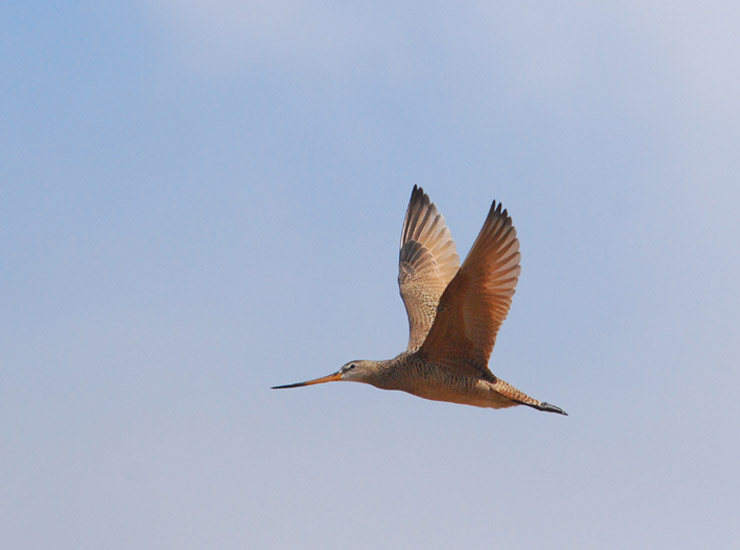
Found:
[271,371,342,389]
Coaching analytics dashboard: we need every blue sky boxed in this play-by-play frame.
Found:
[2,2,739,548]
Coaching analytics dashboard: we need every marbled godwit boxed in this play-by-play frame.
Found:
[273,186,566,415]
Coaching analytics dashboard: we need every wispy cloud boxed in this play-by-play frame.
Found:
[150,1,740,109]
[150,1,420,76]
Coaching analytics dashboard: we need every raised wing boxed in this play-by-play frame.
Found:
[398,186,460,350]
[420,200,520,376]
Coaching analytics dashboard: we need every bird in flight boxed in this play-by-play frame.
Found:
[273,186,566,415]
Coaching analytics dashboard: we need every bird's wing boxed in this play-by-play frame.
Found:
[420,200,520,377]
[398,186,460,350]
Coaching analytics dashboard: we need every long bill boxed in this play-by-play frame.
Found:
[271,371,342,389]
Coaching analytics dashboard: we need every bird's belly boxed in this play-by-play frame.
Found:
[402,376,516,409]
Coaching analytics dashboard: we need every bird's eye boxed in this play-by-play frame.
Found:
[347,364,356,370]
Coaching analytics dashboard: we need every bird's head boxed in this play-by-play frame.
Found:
[272,360,378,389]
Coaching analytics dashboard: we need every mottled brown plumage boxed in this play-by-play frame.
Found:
[399,189,460,350]
[273,186,566,415]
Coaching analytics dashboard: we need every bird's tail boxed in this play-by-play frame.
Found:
[492,378,568,416]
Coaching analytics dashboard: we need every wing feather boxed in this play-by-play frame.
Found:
[420,200,520,376]
[398,186,460,350]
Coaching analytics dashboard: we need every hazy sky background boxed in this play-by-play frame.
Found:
[3,2,739,548]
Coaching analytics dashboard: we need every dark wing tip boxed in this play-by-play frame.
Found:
[402,185,435,246]
[410,184,425,203]
[411,185,428,205]
[489,199,507,219]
